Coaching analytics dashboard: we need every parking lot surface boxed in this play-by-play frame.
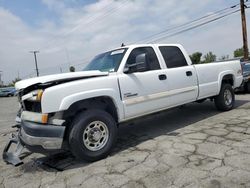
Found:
[0,95,250,188]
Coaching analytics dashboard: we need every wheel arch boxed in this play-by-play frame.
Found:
[218,71,235,92]
[62,96,120,123]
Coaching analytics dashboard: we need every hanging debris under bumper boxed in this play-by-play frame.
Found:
[2,131,24,166]
[2,121,66,166]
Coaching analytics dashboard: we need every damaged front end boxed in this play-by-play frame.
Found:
[2,125,24,166]
[3,87,66,166]
[3,117,66,166]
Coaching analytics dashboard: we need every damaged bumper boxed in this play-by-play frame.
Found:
[3,121,65,166]
[20,121,65,150]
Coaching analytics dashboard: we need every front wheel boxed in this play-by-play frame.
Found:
[68,109,117,162]
[214,84,235,111]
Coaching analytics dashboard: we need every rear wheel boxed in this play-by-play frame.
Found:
[214,84,235,111]
[245,82,250,93]
[69,109,117,162]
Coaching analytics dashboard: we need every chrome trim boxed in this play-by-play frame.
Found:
[21,92,34,101]
[49,119,65,126]
[124,86,197,106]
[20,128,63,150]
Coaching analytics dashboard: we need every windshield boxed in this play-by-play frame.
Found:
[83,48,127,72]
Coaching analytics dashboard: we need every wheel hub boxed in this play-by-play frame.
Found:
[83,121,109,151]
[224,89,232,106]
[89,128,102,142]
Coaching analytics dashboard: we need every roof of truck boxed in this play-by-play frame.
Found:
[111,43,183,51]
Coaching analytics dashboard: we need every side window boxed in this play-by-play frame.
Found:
[126,47,160,71]
[159,46,188,68]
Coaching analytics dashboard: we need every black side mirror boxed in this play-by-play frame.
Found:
[124,53,147,73]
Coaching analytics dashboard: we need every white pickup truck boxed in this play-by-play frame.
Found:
[3,44,243,165]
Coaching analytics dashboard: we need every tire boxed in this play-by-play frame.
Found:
[245,82,250,93]
[214,84,235,111]
[69,109,117,162]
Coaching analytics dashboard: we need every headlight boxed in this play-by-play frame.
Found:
[22,89,44,102]
[21,111,48,124]
[36,90,43,101]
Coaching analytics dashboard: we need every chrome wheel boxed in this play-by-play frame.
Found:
[224,89,232,106]
[83,121,109,151]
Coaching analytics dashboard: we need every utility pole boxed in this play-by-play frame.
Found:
[65,48,71,70]
[240,0,249,60]
[0,71,3,86]
[30,51,40,77]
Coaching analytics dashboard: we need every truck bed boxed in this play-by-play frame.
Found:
[194,60,242,100]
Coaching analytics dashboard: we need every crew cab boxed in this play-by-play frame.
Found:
[3,44,243,165]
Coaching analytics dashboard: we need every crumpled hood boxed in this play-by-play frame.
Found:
[15,71,109,90]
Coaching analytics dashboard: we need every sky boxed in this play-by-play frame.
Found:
[0,0,249,84]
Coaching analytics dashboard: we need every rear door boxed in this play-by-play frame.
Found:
[118,46,170,119]
[158,45,198,107]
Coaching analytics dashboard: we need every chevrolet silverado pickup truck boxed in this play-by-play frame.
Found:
[3,44,243,165]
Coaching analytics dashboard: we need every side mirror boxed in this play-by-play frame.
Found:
[124,53,147,73]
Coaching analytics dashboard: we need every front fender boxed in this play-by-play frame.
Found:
[62,89,123,119]
[43,88,124,121]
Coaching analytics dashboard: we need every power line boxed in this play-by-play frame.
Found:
[133,3,241,44]
[150,8,241,43]
[36,5,243,76]
[134,3,246,44]
[72,3,243,66]
[39,0,130,52]
[22,0,131,78]
[150,1,248,42]
[22,1,249,78]
[68,2,248,67]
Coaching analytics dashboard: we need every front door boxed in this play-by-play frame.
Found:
[118,47,170,119]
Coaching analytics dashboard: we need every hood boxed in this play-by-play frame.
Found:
[15,71,109,90]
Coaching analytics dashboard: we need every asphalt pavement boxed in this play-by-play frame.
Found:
[0,95,250,188]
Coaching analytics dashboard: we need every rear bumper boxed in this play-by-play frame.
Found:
[19,121,65,151]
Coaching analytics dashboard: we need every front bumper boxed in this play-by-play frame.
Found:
[20,121,65,151]
[3,121,66,166]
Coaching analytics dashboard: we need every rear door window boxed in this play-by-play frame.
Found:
[159,46,188,68]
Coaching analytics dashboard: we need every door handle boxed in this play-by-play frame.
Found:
[186,71,192,76]
[158,74,167,80]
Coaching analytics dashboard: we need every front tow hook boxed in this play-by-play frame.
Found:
[2,132,24,166]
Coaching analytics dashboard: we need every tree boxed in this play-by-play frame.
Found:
[8,77,21,87]
[69,66,75,72]
[189,52,202,64]
[234,47,244,58]
[219,55,229,61]
[203,52,216,63]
